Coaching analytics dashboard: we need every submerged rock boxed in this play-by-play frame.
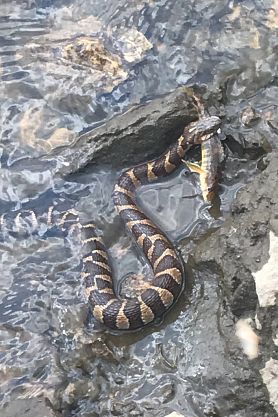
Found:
[1,399,60,417]
[61,36,126,77]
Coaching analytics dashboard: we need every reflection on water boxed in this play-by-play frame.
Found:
[0,0,277,416]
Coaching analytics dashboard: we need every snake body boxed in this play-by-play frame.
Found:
[81,114,221,330]
[0,112,221,331]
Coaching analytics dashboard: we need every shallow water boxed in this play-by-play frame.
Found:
[0,1,277,416]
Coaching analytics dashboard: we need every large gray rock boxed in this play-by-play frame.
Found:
[195,152,278,316]
[45,87,201,176]
[193,152,278,415]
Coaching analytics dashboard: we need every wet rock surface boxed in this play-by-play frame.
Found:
[1,398,61,417]
[195,152,278,316]
[194,152,278,415]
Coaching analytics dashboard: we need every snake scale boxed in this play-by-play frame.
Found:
[0,111,221,331]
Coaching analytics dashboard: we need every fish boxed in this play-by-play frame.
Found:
[185,132,224,202]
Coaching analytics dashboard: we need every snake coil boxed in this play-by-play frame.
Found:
[0,112,221,331]
[81,114,221,330]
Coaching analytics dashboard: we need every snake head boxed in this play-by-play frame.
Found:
[184,116,221,145]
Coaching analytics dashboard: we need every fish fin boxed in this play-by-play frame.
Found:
[184,161,205,175]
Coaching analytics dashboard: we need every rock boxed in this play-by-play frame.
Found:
[223,87,278,156]
[195,152,278,316]
[260,358,278,413]
[19,104,75,156]
[235,318,260,360]
[61,36,127,79]
[113,28,153,63]
[240,106,258,127]
[62,379,100,405]
[1,399,60,417]
[46,87,201,176]
[252,230,278,308]
[47,128,75,151]
[193,151,278,415]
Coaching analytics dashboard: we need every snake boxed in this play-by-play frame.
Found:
[80,113,221,330]
[0,111,221,331]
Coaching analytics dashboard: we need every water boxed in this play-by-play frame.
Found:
[0,1,277,416]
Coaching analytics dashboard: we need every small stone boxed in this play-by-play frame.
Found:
[241,106,258,126]
[236,318,260,359]
[114,28,152,63]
